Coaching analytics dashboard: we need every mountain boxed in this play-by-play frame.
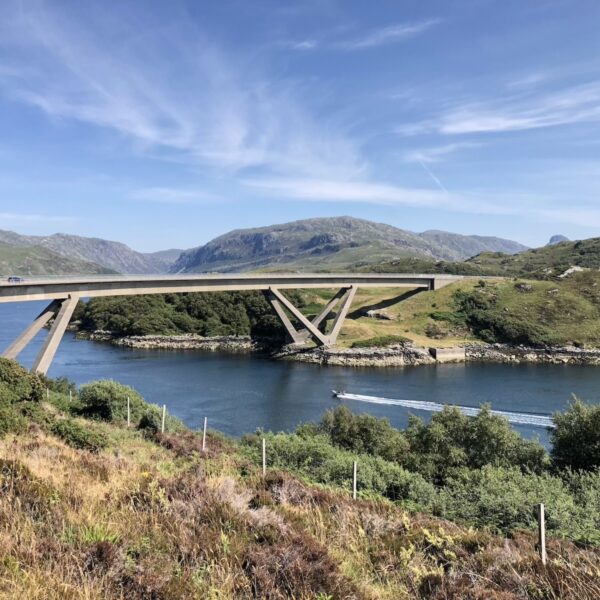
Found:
[467,236,600,278]
[547,234,570,246]
[0,230,178,274]
[0,241,116,276]
[170,217,527,273]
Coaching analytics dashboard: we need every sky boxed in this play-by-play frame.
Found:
[0,0,599,252]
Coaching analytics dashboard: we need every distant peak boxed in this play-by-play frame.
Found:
[547,234,569,246]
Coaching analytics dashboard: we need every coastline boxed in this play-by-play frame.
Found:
[75,330,600,367]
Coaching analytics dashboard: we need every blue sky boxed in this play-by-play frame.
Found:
[1,0,599,251]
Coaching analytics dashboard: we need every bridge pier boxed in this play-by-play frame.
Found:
[2,295,79,375]
[265,286,357,347]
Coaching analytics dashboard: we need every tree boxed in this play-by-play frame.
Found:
[551,398,600,471]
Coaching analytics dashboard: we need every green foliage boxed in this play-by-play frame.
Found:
[436,466,596,540]
[313,406,410,462]
[242,431,436,507]
[405,406,548,482]
[0,359,46,437]
[74,291,285,340]
[51,419,108,452]
[78,379,183,433]
[552,398,600,471]
[0,358,44,404]
[351,335,410,348]
[0,404,27,438]
[78,380,146,423]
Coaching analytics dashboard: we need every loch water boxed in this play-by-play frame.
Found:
[3,301,600,444]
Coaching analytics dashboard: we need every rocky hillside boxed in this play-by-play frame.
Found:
[0,230,177,274]
[171,217,526,273]
[0,241,116,276]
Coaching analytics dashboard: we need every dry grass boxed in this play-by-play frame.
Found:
[1,425,599,599]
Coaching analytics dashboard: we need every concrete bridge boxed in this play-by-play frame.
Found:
[0,273,462,375]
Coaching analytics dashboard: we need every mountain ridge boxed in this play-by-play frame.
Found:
[0,230,175,274]
[171,216,528,273]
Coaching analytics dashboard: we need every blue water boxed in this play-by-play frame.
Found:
[2,301,599,443]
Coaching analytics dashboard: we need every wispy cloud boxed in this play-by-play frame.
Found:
[397,80,600,136]
[285,19,439,52]
[130,187,218,205]
[338,19,440,50]
[403,142,479,163]
[0,2,363,179]
[242,176,515,216]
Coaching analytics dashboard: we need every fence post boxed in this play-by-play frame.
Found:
[262,438,266,479]
[127,396,131,428]
[537,503,547,565]
[161,404,166,434]
[69,390,72,403]
[46,388,49,400]
[353,460,357,500]
[202,417,208,452]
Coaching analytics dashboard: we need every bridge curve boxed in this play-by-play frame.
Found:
[0,273,464,374]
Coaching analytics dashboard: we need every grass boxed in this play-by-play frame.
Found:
[2,416,600,598]
[1,364,599,599]
[290,270,600,349]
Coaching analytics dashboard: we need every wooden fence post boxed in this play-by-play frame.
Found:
[127,397,131,428]
[262,438,266,479]
[161,404,166,434]
[202,417,208,452]
[353,460,357,500]
[538,503,547,565]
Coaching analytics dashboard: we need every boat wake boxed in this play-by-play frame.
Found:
[335,393,555,429]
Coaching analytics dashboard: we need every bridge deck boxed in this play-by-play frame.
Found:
[0,273,463,303]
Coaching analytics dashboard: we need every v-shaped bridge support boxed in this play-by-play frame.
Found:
[265,286,357,347]
[2,295,79,375]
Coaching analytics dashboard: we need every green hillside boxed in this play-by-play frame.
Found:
[467,238,600,278]
[0,241,115,277]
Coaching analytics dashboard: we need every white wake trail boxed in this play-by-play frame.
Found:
[336,393,555,429]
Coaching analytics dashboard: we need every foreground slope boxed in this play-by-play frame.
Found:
[171,217,526,273]
[1,362,599,599]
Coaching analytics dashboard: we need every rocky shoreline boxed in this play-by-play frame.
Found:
[75,331,600,367]
[76,331,259,353]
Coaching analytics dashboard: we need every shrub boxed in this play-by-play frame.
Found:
[552,398,600,471]
[78,380,146,423]
[242,432,436,508]
[314,406,410,463]
[0,404,27,437]
[404,406,547,482]
[78,379,183,434]
[436,466,592,540]
[51,418,108,452]
[0,358,44,404]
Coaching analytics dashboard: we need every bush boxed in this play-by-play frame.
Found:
[405,406,548,482]
[314,406,410,463]
[0,358,44,404]
[78,379,183,434]
[242,432,436,507]
[0,404,27,438]
[436,466,597,541]
[51,419,108,452]
[78,380,146,423]
[552,398,600,471]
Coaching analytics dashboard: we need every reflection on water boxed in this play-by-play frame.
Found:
[2,301,599,443]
